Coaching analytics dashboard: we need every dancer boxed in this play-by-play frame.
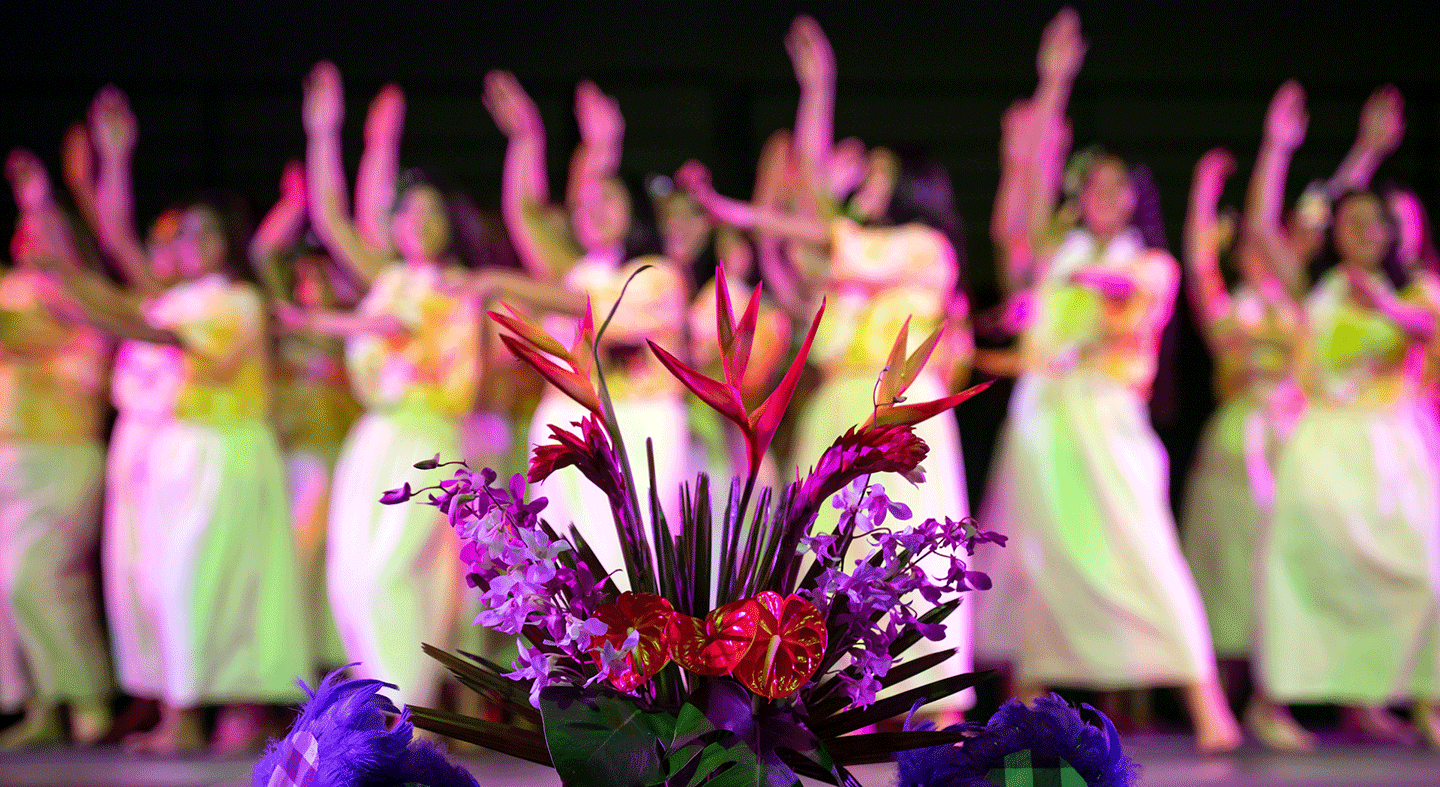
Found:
[1259,187,1440,746]
[980,9,1240,752]
[481,69,689,587]
[0,150,113,748]
[1178,138,1309,749]
[251,161,362,673]
[296,62,480,709]
[62,117,182,742]
[677,13,976,723]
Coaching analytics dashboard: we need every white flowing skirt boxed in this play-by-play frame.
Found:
[1180,385,1298,658]
[791,370,973,711]
[1260,400,1440,703]
[142,419,309,706]
[990,371,1215,687]
[102,413,167,698]
[327,407,464,709]
[0,441,109,710]
[527,389,689,593]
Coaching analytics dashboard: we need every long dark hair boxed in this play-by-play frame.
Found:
[1311,189,1406,291]
[883,144,968,297]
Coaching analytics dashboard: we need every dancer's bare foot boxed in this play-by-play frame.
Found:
[1184,679,1242,754]
[1343,705,1419,746]
[210,703,274,756]
[102,697,159,743]
[123,704,204,755]
[1242,697,1315,752]
[1414,702,1440,751]
[68,700,113,747]
[0,703,63,749]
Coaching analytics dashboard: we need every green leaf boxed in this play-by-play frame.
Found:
[813,671,994,738]
[408,704,551,765]
[540,685,678,787]
[825,730,972,766]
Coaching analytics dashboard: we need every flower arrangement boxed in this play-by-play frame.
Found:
[256,265,1137,787]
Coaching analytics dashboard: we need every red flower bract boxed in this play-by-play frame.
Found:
[667,598,757,676]
[588,592,674,691]
[728,592,827,699]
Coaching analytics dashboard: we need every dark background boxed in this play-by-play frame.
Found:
[3,0,1438,509]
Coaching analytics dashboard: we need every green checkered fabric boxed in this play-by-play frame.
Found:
[984,749,1088,787]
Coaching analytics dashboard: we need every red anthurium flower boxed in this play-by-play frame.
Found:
[667,598,757,676]
[588,592,675,691]
[648,264,825,475]
[491,302,602,416]
[729,592,827,699]
[861,318,992,429]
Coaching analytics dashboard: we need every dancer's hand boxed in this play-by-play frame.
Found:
[6,148,51,212]
[1037,7,1086,83]
[1358,84,1404,156]
[483,70,541,138]
[787,14,835,89]
[364,83,405,146]
[575,80,623,147]
[1193,148,1235,204]
[1264,80,1308,152]
[302,61,345,135]
[89,85,137,160]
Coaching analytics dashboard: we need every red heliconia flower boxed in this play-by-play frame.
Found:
[728,591,827,700]
[490,301,602,416]
[667,598,757,676]
[588,592,675,691]
[647,264,824,476]
[861,317,992,430]
[528,415,628,510]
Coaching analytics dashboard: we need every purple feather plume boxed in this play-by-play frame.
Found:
[253,668,479,787]
[896,694,1138,787]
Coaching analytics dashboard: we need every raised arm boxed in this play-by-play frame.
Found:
[354,83,405,257]
[571,80,624,194]
[786,14,840,220]
[1024,8,1086,254]
[60,123,103,243]
[483,70,580,280]
[1326,85,1404,198]
[303,61,389,287]
[1245,80,1308,298]
[676,160,830,246]
[6,148,87,271]
[993,100,1037,295]
[250,161,309,304]
[88,86,164,296]
[1185,148,1235,328]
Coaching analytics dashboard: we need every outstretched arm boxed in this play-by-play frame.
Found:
[1326,84,1404,198]
[483,70,580,280]
[303,61,389,287]
[354,83,405,256]
[1185,148,1235,329]
[250,161,309,304]
[1245,80,1308,298]
[676,160,830,246]
[88,86,164,296]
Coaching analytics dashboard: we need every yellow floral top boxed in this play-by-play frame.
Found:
[1303,269,1410,408]
[112,339,184,421]
[1203,286,1303,403]
[145,274,271,424]
[0,267,110,442]
[553,254,688,399]
[1022,228,1178,395]
[812,218,958,374]
[346,262,479,417]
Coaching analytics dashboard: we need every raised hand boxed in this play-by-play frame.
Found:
[6,148,52,212]
[675,160,715,202]
[786,14,835,89]
[1358,84,1404,156]
[483,70,541,138]
[1264,80,1308,152]
[62,123,93,193]
[364,82,405,145]
[302,61,345,135]
[574,80,623,146]
[1037,7,1086,83]
[1194,148,1235,205]
[88,85,137,160]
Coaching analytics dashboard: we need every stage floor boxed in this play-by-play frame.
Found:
[2,735,1438,787]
